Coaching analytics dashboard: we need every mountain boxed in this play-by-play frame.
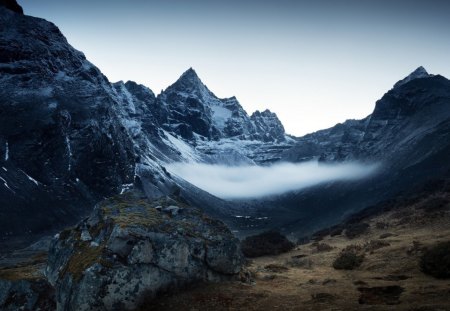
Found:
[0,4,287,243]
[229,67,450,237]
[0,5,178,240]
[156,68,286,142]
[1,0,450,246]
[282,66,449,163]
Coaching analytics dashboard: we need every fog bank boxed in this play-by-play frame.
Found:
[167,161,379,199]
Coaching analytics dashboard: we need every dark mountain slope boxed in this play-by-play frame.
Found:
[231,70,450,237]
[0,7,176,239]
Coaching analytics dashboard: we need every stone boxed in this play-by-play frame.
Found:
[80,230,92,242]
[162,205,182,216]
[46,191,244,311]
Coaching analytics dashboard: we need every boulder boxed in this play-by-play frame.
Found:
[46,191,244,311]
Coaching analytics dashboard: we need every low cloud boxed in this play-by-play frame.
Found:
[167,161,380,199]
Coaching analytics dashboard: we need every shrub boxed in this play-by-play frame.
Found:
[330,227,343,237]
[419,197,450,213]
[375,222,388,229]
[315,243,333,252]
[333,245,364,270]
[379,233,394,239]
[240,231,294,258]
[364,240,390,252]
[345,223,370,239]
[420,241,450,279]
[286,256,312,269]
[264,264,289,273]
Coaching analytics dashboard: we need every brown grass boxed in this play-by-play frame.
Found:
[144,192,450,311]
[0,252,47,281]
[62,242,104,281]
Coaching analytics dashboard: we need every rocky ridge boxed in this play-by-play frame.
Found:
[155,68,286,143]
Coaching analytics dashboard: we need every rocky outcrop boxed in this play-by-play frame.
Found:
[46,191,244,311]
[250,109,286,142]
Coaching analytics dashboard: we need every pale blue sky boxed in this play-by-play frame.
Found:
[21,0,450,136]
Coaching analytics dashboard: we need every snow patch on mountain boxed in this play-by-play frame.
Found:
[210,105,232,129]
[20,169,39,186]
[162,130,201,163]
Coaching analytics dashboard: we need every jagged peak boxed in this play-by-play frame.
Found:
[124,80,147,89]
[251,109,276,118]
[164,67,206,93]
[0,0,23,14]
[177,67,202,84]
[181,67,198,77]
[163,67,223,103]
[124,80,155,98]
[112,80,126,86]
[394,66,432,88]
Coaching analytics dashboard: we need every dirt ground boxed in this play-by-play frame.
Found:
[146,194,450,311]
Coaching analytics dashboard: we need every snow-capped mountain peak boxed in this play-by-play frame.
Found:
[394,66,432,88]
[155,68,286,142]
[166,67,213,100]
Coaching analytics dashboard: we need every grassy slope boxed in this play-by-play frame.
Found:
[147,187,450,311]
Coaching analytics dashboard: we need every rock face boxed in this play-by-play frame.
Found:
[0,279,55,311]
[0,7,135,235]
[46,191,244,311]
[250,109,286,142]
[0,6,180,239]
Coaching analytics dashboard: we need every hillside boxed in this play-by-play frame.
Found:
[147,181,450,310]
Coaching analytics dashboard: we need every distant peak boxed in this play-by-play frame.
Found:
[410,66,429,76]
[0,0,23,14]
[251,109,276,118]
[167,67,206,93]
[180,67,200,81]
[394,66,432,88]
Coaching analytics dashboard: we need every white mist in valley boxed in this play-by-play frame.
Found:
[167,161,380,199]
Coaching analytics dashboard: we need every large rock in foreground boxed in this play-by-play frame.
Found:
[46,191,244,311]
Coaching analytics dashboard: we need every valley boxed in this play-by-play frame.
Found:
[148,182,450,311]
[1,0,450,310]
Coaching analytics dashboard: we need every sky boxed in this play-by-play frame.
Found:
[21,0,450,136]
